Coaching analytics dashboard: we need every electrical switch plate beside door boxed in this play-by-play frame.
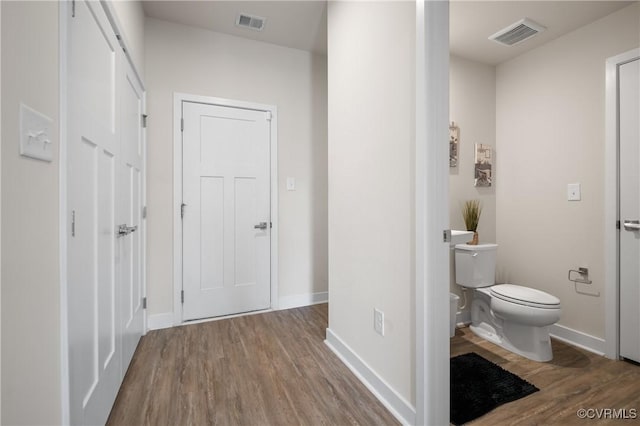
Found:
[567,183,581,201]
[20,103,54,162]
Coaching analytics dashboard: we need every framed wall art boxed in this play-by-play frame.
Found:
[474,143,492,187]
[449,122,459,167]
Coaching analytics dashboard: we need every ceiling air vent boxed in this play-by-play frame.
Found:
[489,18,546,46]
[236,13,266,32]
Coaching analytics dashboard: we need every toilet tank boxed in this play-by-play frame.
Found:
[455,243,498,288]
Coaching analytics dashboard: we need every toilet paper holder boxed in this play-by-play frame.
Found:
[568,267,600,297]
[568,267,592,284]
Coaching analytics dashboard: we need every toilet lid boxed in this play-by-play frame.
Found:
[490,284,560,308]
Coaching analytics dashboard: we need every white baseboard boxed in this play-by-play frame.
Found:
[278,291,328,310]
[147,313,174,331]
[550,323,606,356]
[325,328,416,425]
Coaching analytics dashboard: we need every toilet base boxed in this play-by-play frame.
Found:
[469,322,553,362]
[469,292,554,362]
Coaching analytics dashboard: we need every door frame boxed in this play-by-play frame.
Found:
[172,93,279,325]
[604,47,640,360]
[415,1,450,424]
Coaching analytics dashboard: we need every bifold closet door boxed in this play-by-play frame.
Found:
[67,1,145,424]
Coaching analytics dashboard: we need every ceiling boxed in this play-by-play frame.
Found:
[450,1,633,65]
[142,1,635,65]
[142,1,328,54]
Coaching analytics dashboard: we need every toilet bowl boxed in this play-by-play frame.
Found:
[455,244,561,362]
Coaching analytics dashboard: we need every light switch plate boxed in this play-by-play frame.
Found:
[286,177,296,191]
[567,183,581,201]
[20,103,54,162]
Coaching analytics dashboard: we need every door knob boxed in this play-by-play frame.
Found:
[254,222,268,230]
[118,224,138,236]
[623,220,640,231]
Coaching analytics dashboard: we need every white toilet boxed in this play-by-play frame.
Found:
[455,243,561,362]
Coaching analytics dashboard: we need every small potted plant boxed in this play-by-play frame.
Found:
[462,199,482,245]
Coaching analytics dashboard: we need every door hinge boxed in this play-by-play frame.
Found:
[142,297,147,309]
[181,203,186,219]
[142,206,147,219]
[71,210,76,237]
[71,0,75,17]
[180,118,184,132]
[142,114,148,128]
[270,222,273,229]
[616,220,621,230]
[443,229,451,243]
[181,290,184,304]
[266,111,272,121]
[115,34,127,54]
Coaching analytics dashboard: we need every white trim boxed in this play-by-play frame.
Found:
[141,91,148,334]
[278,292,328,310]
[100,1,145,92]
[172,92,279,326]
[415,2,450,425]
[147,313,175,331]
[604,48,640,360]
[325,329,416,426]
[550,324,606,356]
[59,1,70,423]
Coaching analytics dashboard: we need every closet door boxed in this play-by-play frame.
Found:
[118,57,145,375]
[67,1,145,423]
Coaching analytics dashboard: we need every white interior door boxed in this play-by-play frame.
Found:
[67,1,121,424]
[67,1,145,423]
[182,101,271,321]
[118,60,145,372]
[619,57,640,363]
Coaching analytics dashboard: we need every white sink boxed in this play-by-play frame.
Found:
[450,230,474,246]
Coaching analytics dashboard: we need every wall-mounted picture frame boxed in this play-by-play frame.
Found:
[449,122,459,167]
[474,143,492,187]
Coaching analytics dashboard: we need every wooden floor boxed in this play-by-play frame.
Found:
[452,326,640,425]
[107,304,399,426]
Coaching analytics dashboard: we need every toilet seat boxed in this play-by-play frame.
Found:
[490,284,560,309]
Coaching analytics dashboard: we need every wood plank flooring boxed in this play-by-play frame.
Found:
[107,304,399,426]
[452,326,640,425]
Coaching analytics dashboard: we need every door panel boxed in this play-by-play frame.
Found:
[619,58,640,362]
[68,2,121,424]
[119,61,145,373]
[182,102,271,321]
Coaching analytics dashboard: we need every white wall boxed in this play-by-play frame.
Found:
[111,0,145,77]
[449,55,496,242]
[496,3,640,339]
[449,55,496,312]
[144,18,328,316]
[327,0,415,407]
[1,1,61,424]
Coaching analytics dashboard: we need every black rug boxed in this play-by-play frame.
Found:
[450,352,539,425]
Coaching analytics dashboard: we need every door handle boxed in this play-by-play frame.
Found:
[118,224,138,237]
[254,222,268,230]
[623,220,640,231]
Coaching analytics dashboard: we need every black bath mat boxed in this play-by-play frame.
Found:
[450,352,539,425]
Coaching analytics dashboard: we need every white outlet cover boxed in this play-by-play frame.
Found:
[20,103,54,162]
[567,183,581,201]
[286,177,296,191]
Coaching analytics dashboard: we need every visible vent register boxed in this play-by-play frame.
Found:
[489,18,546,46]
[236,13,266,31]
